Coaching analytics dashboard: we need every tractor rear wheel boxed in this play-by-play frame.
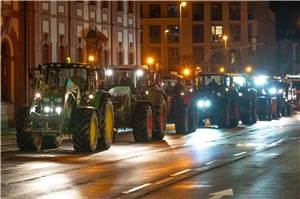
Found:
[70,108,99,152]
[132,103,153,142]
[218,101,230,128]
[188,105,199,133]
[175,106,188,134]
[16,106,42,152]
[152,99,167,140]
[97,99,114,150]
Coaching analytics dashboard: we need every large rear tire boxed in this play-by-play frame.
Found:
[152,99,167,140]
[175,106,188,134]
[218,101,230,128]
[97,99,114,150]
[70,108,99,152]
[16,106,42,152]
[132,103,153,142]
[188,104,199,133]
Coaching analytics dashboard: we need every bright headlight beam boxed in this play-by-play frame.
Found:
[106,69,113,76]
[269,87,277,95]
[35,92,42,99]
[254,76,268,86]
[136,69,144,77]
[44,106,51,113]
[55,107,62,114]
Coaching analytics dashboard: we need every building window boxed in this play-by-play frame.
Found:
[89,1,97,6]
[102,1,108,8]
[117,1,123,12]
[211,49,223,64]
[167,4,179,18]
[211,2,222,21]
[211,25,223,42]
[167,25,179,43]
[192,3,204,21]
[149,25,161,43]
[193,46,204,65]
[1,41,11,102]
[229,49,241,65]
[149,4,160,18]
[129,52,134,64]
[229,2,241,20]
[149,47,161,64]
[168,47,179,68]
[42,33,51,64]
[248,24,253,42]
[192,24,204,43]
[104,50,109,65]
[118,51,123,65]
[248,2,255,20]
[128,1,134,14]
[229,24,241,42]
[58,35,66,62]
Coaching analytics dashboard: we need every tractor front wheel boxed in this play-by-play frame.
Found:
[97,99,114,150]
[16,106,42,152]
[70,108,99,152]
[152,99,167,140]
[132,103,153,142]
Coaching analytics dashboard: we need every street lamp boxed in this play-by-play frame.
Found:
[179,2,187,65]
[88,55,95,63]
[164,29,169,71]
[182,68,191,76]
[146,56,155,69]
[222,35,228,71]
[245,65,253,73]
[219,67,225,73]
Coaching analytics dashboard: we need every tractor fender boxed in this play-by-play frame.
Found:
[148,88,167,108]
[93,90,111,111]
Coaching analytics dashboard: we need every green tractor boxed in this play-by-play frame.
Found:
[104,65,167,142]
[16,63,114,152]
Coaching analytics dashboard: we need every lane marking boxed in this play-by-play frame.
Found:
[233,151,247,157]
[205,161,216,165]
[170,169,192,177]
[122,183,152,194]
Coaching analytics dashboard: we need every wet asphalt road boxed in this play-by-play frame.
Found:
[1,114,300,199]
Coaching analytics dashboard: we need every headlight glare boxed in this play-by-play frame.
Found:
[55,107,62,114]
[44,106,51,113]
[269,87,277,95]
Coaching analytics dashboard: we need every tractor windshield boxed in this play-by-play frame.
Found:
[46,68,87,89]
[198,75,229,87]
[107,68,147,89]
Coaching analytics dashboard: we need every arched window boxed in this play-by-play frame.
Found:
[58,45,66,63]
[42,33,51,64]
[76,47,83,62]
[118,51,123,65]
[129,52,134,64]
[104,50,109,66]
[1,42,11,102]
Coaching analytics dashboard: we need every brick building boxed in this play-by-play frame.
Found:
[141,2,276,73]
[1,1,141,127]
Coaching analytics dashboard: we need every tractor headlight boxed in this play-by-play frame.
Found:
[55,106,62,114]
[88,94,94,99]
[238,93,243,96]
[269,87,277,95]
[106,69,113,76]
[35,92,42,99]
[136,69,144,77]
[278,89,283,94]
[254,75,268,86]
[44,106,51,113]
[180,92,185,96]
[197,100,211,108]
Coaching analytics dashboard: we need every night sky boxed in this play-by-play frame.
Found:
[270,2,300,41]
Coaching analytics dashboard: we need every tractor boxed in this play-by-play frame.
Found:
[269,77,295,116]
[16,62,114,152]
[252,75,279,120]
[194,73,242,128]
[104,65,167,142]
[160,73,198,134]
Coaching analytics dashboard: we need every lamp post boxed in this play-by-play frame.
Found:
[146,56,155,70]
[164,29,169,72]
[222,35,228,71]
[179,2,187,66]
